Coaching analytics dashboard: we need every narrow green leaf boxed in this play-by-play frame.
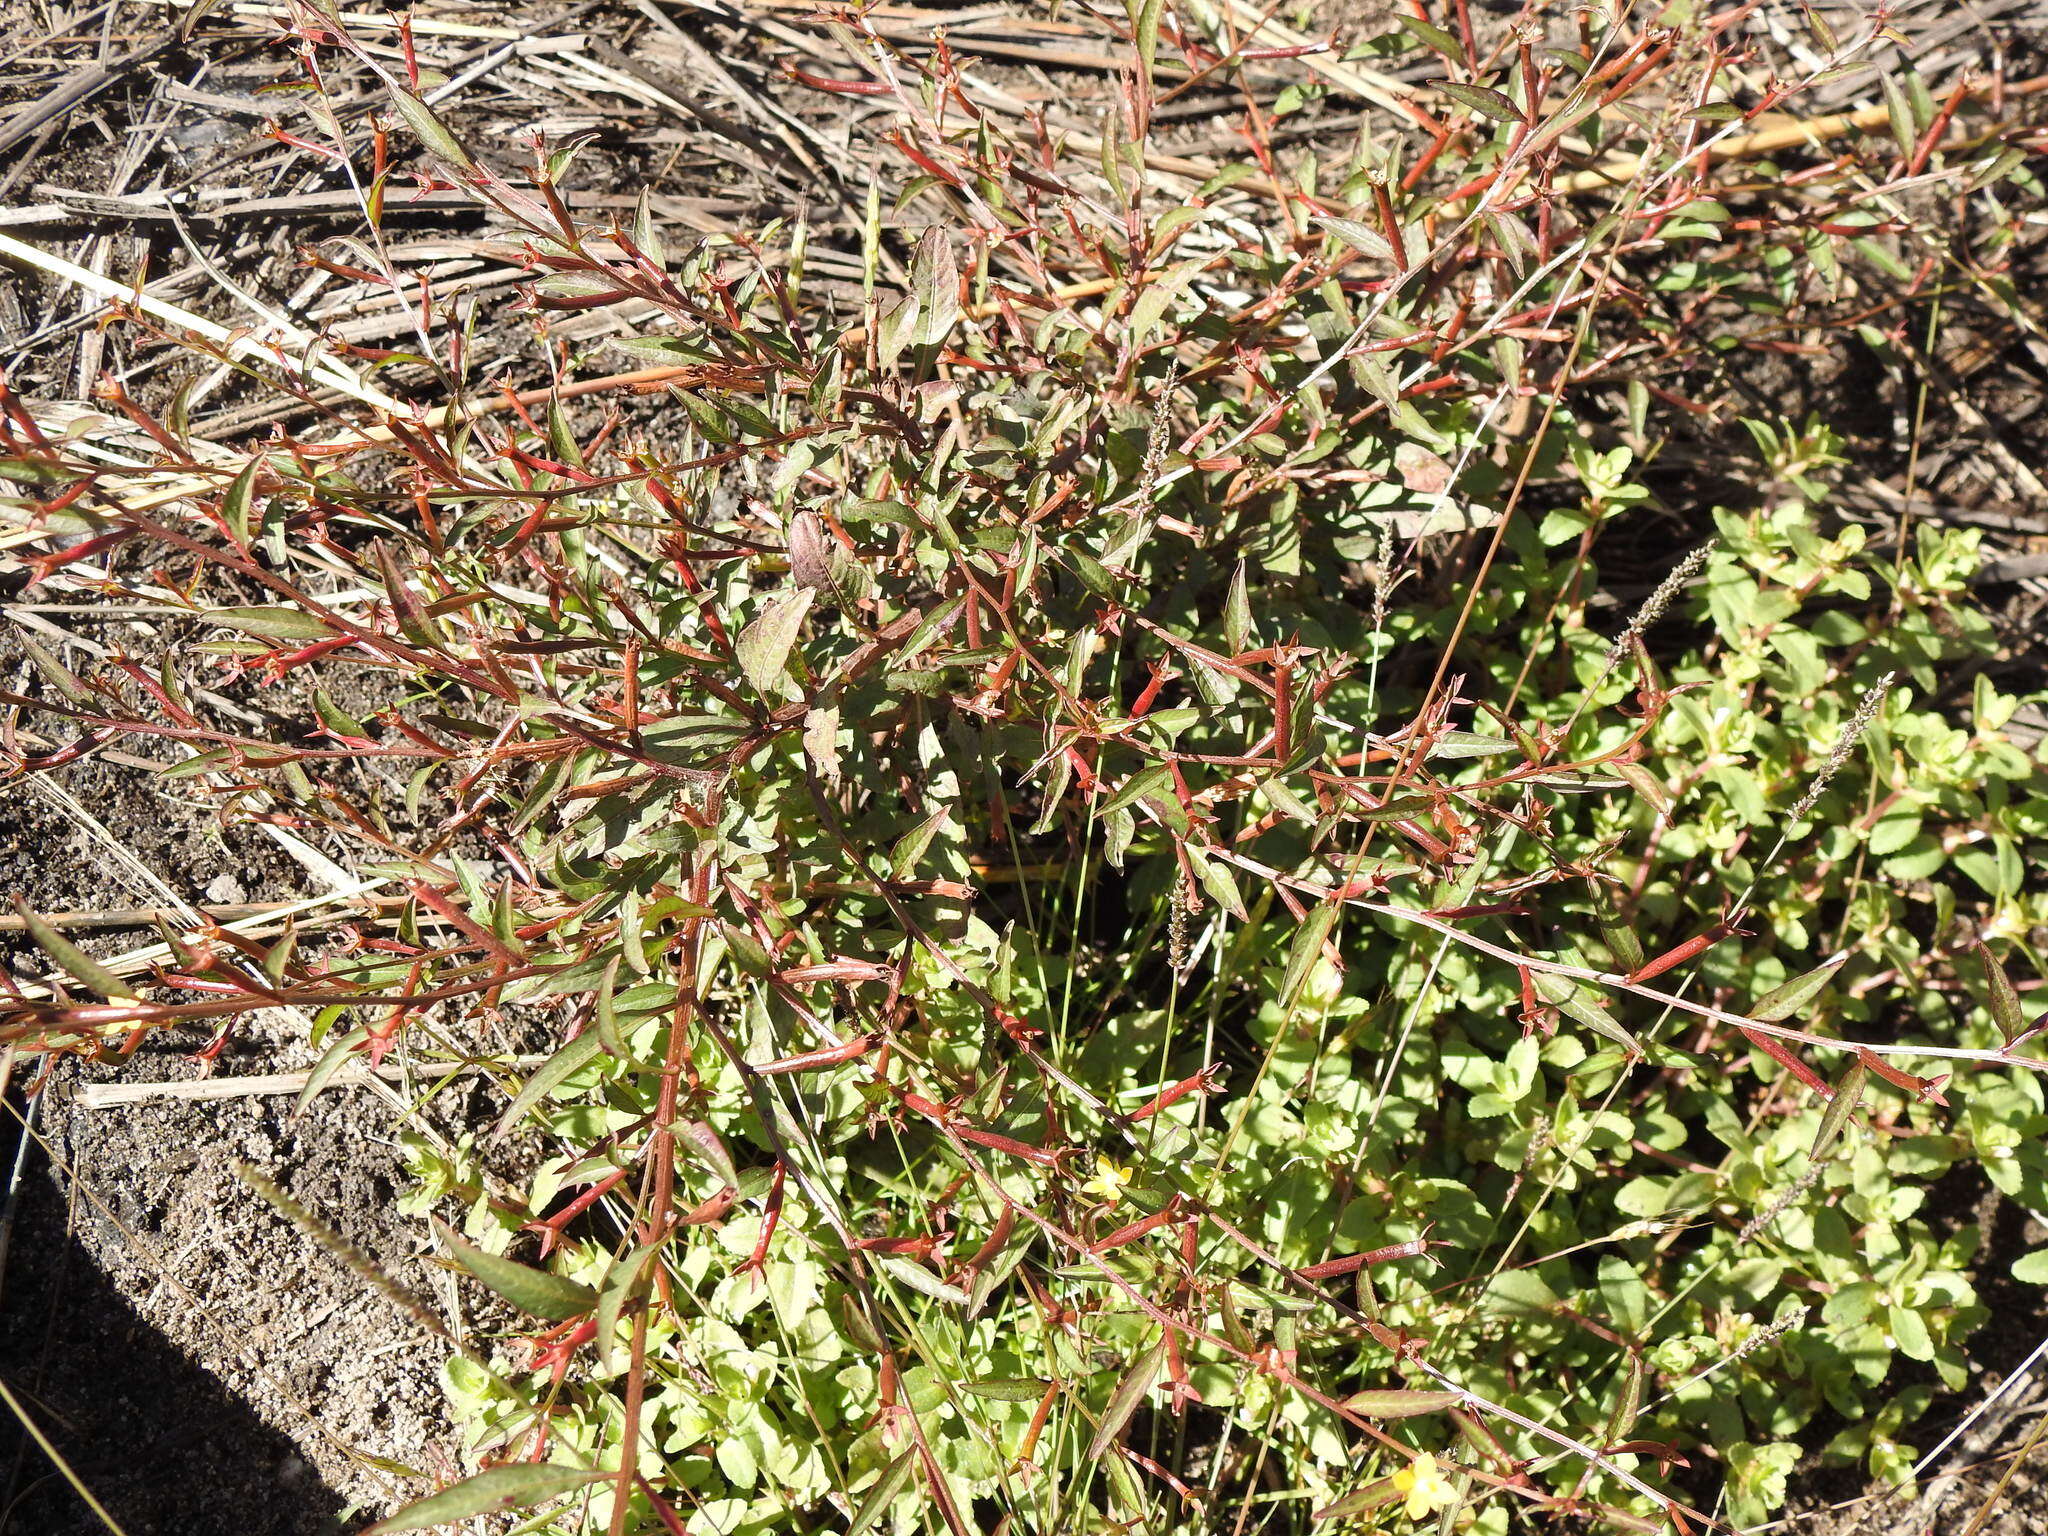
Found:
[1810,1059,1867,1160]
[1352,793,1437,821]
[432,1219,597,1320]
[17,634,95,705]
[1259,775,1317,825]
[1980,943,2027,1044]
[1568,997,1640,1053]
[546,398,586,469]
[908,227,959,347]
[312,687,368,740]
[1030,753,1072,836]
[1881,72,1917,160]
[1602,1355,1644,1448]
[1100,763,1172,815]
[613,334,717,366]
[206,606,333,642]
[374,541,444,648]
[16,900,137,999]
[386,88,477,171]
[737,588,815,697]
[889,806,951,880]
[1749,954,1847,1023]
[220,455,262,547]
[1068,543,1116,598]
[1341,1388,1462,1418]
[493,1029,607,1140]
[1280,903,1340,1012]
[1438,79,1522,122]
[631,188,667,269]
[295,1027,368,1116]
[961,1378,1050,1403]
[1313,1478,1401,1521]
[680,1119,738,1189]
[1612,760,1671,815]
[1224,560,1254,654]
[847,1449,918,1536]
[1087,1335,1166,1458]
[593,954,634,1057]
[262,924,298,984]
[1397,16,1464,60]
[1426,730,1518,761]
[594,1237,664,1370]
[967,1227,1033,1317]
[1127,0,1165,89]
[1312,215,1394,265]
[363,1465,604,1534]
[1194,851,1247,921]
[897,595,963,667]
[1590,884,1644,975]
[877,1255,970,1306]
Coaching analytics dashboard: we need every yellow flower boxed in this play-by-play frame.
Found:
[1079,1155,1134,1205]
[1390,1451,1459,1522]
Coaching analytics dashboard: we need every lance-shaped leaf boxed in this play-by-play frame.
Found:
[16,900,137,1000]
[967,1226,1034,1317]
[1087,1334,1167,1458]
[1313,1477,1402,1521]
[1426,730,1519,760]
[737,588,814,697]
[847,1449,918,1536]
[493,1029,607,1140]
[877,1255,969,1307]
[17,634,95,705]
[1979,943,2028,1045]
[1127,0,1164,91]
[1438,80,1523,122]
[1341,1388,1462,1418]
[433,1219,596,1320]
[1748,954,1848,1022]
[889,804,952,879]
[1590,883,1644,975]
[207,606,333,642]
[294,1027,369,1116]
[962,1377,1051,1402]
[1280,902,1341,1012]
[1100,763,1172,815]
[1312,215,1395,265]
[1532,972,1641,1054]
[1810,1059,1867,1159]
[594,1237,665,1370]
[908,227,958,347]
[1612,760,1672,816]
[1602,1355,1644,1448]
[312,687,369,741]
[385,88,478,172]
[679,1119,737,1189]
[1224,560,1255,654]
[373,541,444,648]
[363,1465,605,1534]
[219,455,263,547]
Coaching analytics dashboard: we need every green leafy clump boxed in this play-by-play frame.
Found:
[5,7,2048,1536]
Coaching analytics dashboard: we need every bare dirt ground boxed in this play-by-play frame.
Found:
[0,713,461,1533]
[4,0,2048,1533]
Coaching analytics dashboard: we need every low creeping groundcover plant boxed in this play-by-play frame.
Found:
[4,5,2048,1534]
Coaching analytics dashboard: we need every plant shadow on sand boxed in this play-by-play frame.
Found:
[0,1126,351,1535]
